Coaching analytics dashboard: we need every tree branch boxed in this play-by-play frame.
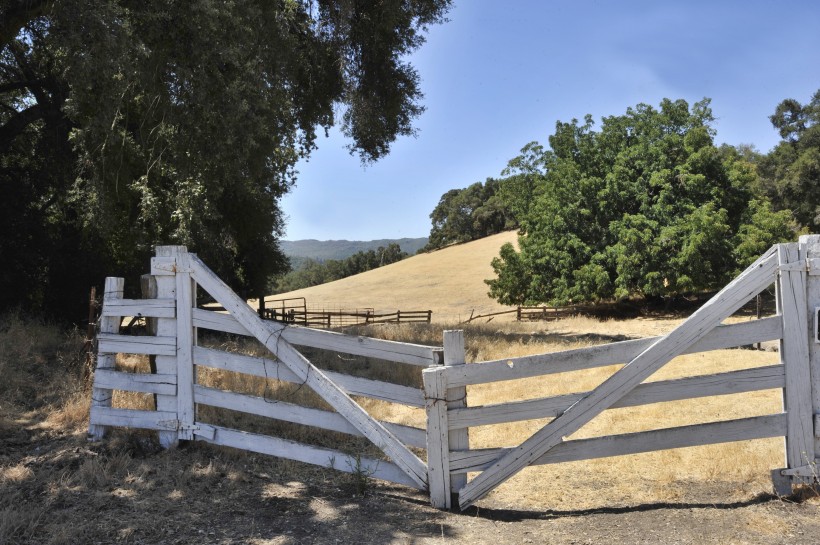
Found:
[0,0,52,46]
[0,102,44,153]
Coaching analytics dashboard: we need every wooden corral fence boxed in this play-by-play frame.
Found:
[262,305,432,328]
[464,306,577,323]
[89,237,820,511]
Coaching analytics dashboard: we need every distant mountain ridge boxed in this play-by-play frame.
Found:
[280,237,428,263]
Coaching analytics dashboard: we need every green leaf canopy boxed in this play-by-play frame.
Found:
[0,0,450,320]
[486,98,794,306]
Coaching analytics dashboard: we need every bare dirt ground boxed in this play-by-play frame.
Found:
[3,407,820,545]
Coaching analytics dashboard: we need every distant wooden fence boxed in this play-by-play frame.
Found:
[262,307,432,328]
[464,306,577,323]
[89,238,820,510]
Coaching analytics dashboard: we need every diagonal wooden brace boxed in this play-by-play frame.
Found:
[457,247,780,509]
[188,253,429,489]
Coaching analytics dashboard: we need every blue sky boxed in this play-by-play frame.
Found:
[281,0,820,242]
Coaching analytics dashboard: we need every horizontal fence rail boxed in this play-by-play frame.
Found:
[88,246,448,492]
[89,239,820,511]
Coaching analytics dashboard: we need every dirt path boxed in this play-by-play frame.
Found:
[2,412,819,545]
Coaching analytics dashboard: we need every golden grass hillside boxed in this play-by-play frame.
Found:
[262,231,519,323]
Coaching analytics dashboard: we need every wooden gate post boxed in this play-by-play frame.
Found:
[773,239,817,493]
[88,277,124,441]
[152,246,184,448]
[175,250,196,441]
[444,331,469,502]
[423,364,451,508]
[424,330,471,508]
[800,235,820,472]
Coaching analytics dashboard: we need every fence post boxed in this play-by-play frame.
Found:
[423,364,451,508]
[88,277,124,441]
[152,245,184,448]
[775,241,816,492]
[141,274,159,409]
[175,250,196,441]
[800,235,820,472]
[444,330,469,504]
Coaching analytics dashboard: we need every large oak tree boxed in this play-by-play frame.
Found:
[0,0,450,320]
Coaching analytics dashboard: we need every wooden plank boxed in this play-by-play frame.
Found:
[449,414,787,473]
[101,298,176,319]
[189,253,429,489]
[329,372,425,408]
[458,248,779,509]
[284,321,438,366]
[446,316,782,388]
[150,256,178,275]
[97,333,176,357]
[423,366,451,508]
[93,369,177,396]
[778,243,815,479]
[193,346,425,407]
[799,235,820,458]
[175,252,196,440]
[444,330,468,498]
[193,385,426,449]
[448,365,786,430]
[154,246,183,448]
[193,308,251,335]
[88,277,125,441]
[195,306,438,366]
[195,424,422,489]
[90,406,179,431]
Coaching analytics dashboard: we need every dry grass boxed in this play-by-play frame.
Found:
[264,231,520,323]
[347,317,786,510]
[0,229,812,543]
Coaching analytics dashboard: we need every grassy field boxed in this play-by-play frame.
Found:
[1,234,818,544]
[258,231,519,323]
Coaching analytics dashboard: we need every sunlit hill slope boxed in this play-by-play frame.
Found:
[261,231,519,323]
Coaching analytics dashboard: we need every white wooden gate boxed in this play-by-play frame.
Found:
[88,245,452,490]
[422,237,820,509]
[89,238,820,509]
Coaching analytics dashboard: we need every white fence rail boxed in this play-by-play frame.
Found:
[89,238,820,510]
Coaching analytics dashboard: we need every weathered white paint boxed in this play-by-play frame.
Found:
[443,330,468,499]
[90,406,179,431]
[96,333,177,357]
[193,346,425,407]
[193,384,426,448]
[458,249,779,509]
[449,414,787,474]
[778,243,815,485]
[153,246,182,448]
[448,365,786,430]
[100,298,176,319]
[175,251,196,440]
[191,307,439,366]
[88,277,124,440]
[195,424,422,489]
[445,317,782,388]
[93,369,177,396]
[800,235,820,460]
[189,253,429,489]
[423,366,451,508]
